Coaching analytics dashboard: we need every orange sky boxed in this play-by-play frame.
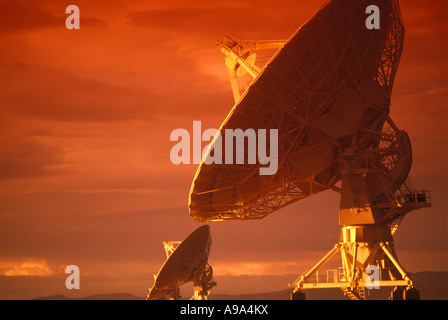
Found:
[0,0,447,299]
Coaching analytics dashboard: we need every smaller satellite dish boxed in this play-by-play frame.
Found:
[146,225,216,300]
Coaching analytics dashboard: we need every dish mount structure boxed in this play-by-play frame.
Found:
[188,0,431,300]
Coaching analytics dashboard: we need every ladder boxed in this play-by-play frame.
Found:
[343,287,366,300]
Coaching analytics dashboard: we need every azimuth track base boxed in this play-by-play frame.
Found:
[289,225,419,300]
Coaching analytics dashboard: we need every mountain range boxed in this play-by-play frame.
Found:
[31,271,448,300]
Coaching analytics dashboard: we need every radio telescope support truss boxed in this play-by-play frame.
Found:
[217,35,285,103]
[289,239,420,300]
[163,241,182,259]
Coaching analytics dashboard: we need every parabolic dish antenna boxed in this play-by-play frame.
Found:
[146,225,216,300]
[188,0,431,300]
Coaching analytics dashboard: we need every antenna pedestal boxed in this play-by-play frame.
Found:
[289,224,418,300]
[290,143,428,300]
[191,264,217,300]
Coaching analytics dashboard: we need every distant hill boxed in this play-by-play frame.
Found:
[409,271,448,300]
[32,293,142,300]
[211,289,293,300]
[32,271,448,300]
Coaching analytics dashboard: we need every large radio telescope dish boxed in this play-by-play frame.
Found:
[146,225,216,300]
[189,0,409,222]
[188,0,431,300]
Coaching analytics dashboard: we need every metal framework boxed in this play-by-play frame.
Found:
[217,35,285,103]
[191,263,217,300]
[289,241,419,300]
[188,0,431,299]
[189,0,412,222]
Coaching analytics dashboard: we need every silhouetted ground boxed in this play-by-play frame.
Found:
[31,271,448,300]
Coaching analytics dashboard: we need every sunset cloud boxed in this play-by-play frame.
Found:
[211,255,336,277]
[0,129,64,180]
[0,3,60,33]
[3,260,54,277]
[0,2,106,34]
